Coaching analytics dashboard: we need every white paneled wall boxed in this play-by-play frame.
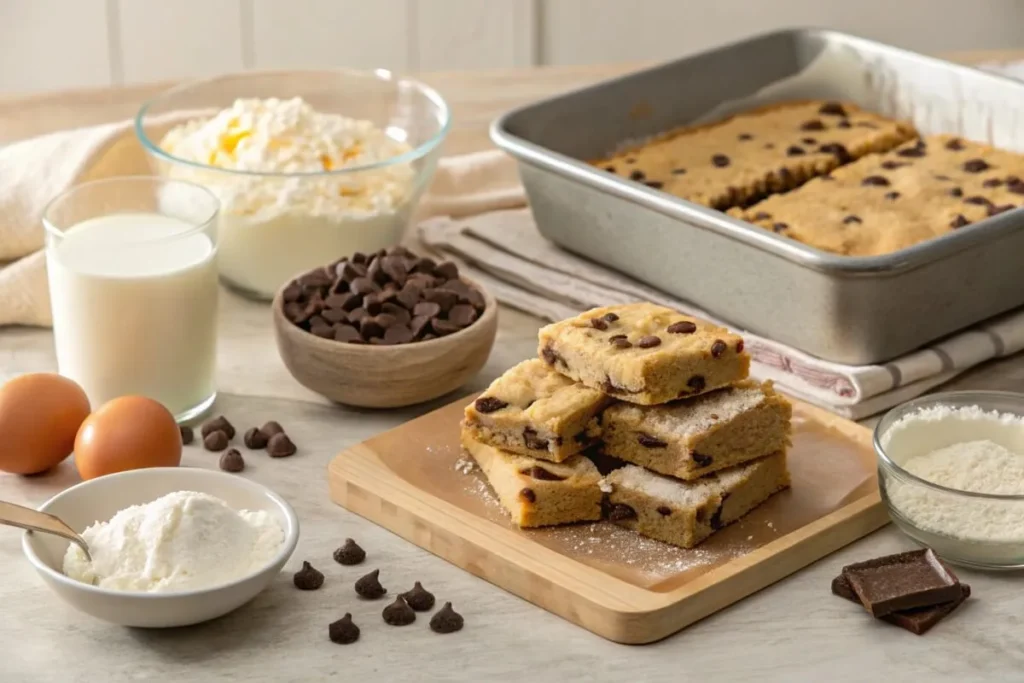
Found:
[2,0,1024,94]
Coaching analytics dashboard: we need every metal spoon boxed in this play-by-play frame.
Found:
[0,500,91,560]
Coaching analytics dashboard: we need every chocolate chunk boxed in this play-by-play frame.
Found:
[989,204,1016,216]
[668,320,697,334]
[328,613,360,644]
[448,304,477,328]
[949,187,964,198]
[430,602,464,634]
[382,596,416,626]
[202,415,235,440]
[786,145,805,156]
[818,102,846,116]
[752,211,772,221]
[692,452,713,468]
[861,175,890,187]
[738,133,753,140]
[818,143,852,164]
[885,191,901,201]
[637,335,661,349]
[609,336,632,349]
[521,465,565,481]
[881,160,907,170]
[293,561,325,590]
[267,433,297,458]
[831,574,971,635]
[983,178,1003,188]
[710,339,727,358]
[711,154,730,168]
[950,214,970,229]
[962,158,991,173]
[400,582,436,612]
[772,223,788,233]
[333,538,366,566]
[945,138,965,151]
[843,215,862,225]
[637,433,667,448]
[219,448,245,472]
[203,430,229,452]
[801,119,826,131]
[687,375,706,393]
[608,503,636,522]
[629,169,645,181]
[355,569,387,599]
[179,425,194,445]
[519,488,536,504]
[841,549,962,618]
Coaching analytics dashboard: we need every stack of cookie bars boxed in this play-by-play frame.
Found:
[461,302,793,549]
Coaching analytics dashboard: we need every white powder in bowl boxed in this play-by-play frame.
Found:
[62,491,285,592]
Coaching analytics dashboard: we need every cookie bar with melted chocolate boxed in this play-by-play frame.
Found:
[463,359,610,462]
[734,134,1024,256]
[461,431,603,528]
[601,452,790,549]
[599,380,792,481]
[538,303,749,405]
[591,101,915,210]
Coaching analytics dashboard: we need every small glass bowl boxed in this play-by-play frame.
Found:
[875,390,1024,570]
[135,69,450,300]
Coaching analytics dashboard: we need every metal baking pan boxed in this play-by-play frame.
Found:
[491,28,1024,365]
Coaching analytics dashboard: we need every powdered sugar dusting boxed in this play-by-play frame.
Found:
[453,455,476,475]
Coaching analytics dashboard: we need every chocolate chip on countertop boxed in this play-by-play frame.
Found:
[843,215,862,225]
[243,427,268,449]
[328,613,360,644]
[637,433,668,448]
[710,339,728,357]
[355,569,387,599]
[950,214,970,229]
[203,430,229,452]
[963,159,991,173]
[382,596,416,626]
[711,154,730,168]
[474,396,508,413]
[179,425,194,445]
[293,561,325,590]
[333,538,367,566]
[861,175,890,187]
[400,582,436,612]
[668,321,697,335]
[608,503,637,522]
[202,415,235,439]
[800,119,825,131]
[267,433,297,458]
[818,102,847,116]
[637,335,661,349]
[219,448,245,472]
[430,602,464,634]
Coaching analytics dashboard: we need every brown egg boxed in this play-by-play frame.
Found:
[74,396,182,480]
[0,373,91,475]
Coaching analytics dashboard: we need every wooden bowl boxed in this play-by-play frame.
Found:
[272,276,498,408]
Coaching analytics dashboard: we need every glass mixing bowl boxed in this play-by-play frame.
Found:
[875,390,1024,570]
[136,69,450,300]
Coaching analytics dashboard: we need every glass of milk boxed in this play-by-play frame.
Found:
[43,177,220,422]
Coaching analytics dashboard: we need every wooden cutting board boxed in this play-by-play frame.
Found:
[328,393,887,644]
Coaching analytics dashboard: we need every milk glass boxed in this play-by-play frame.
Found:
[43,177,220,421]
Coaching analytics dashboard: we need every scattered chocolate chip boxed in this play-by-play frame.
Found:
[668,320,697,334]
[687,375,706,393]
[382,596,416,626]
[656,506,672,516]
[861,175,890,187]
[710,339,728,357]
[522,427,549,451]
[179,425,194,445]
[294,561,325,590]
[950,214,970,229]
[738,133,753,140]
[818,143,852,163]
[609,335,632,349]
[637,335,661,348]
[786,145,805,156]
[818,102,846,116]
[637,433,668,448]
[400,582,436,612]
[355,569,387,599]
[430,602,464,634]
[949,187,964,198]
[519,488,536,503]
[772,223,788,233]
[333,538,366,566]
[843,215,862,225]
[945,138,965,151]
[881,160,907,170]
[203,430,229,452]
[692,452,714,468]
[885,191,901,201]
[201,415,235,440]
[267,433,297,458]
[261,420,284,437]
[608,503,637,522]
[243,427,268,449]
[589,317,609,331]
[801,119,826,131]
[219,448,244,472]
[521,466,566,481]
[328,613,360,644]
[983,178,1003,188]
[711,154,730,168]
[989,204,1016,216]
[629,169,645,181]
[963,159,991,173]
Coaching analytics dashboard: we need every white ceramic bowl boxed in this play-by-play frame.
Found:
[21,467,299,628]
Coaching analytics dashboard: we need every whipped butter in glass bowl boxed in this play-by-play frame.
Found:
[136,70,450,300]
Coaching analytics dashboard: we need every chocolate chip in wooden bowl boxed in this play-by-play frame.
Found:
[293,561,325,590]
[355,569,387,599]
[179,425,194,445]
[448,304,477,328]
[399,582,436,612]
[219,448,245,472]
[328,613,360,644]
[267,433,297,458]
[430,602,464,634]
[334,538,367,566]
[202,415,235,440]
[203,430,230,452]
[382,596,417,626]
[431,318,463,336]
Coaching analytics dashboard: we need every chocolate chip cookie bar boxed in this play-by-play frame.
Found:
[601,452,790,549]
[463,359,610,462]
[599,380,791,480]
[734,135,1024,256]
[538,303,749,405]
[592,101,915,210]
[461,432,603,528]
